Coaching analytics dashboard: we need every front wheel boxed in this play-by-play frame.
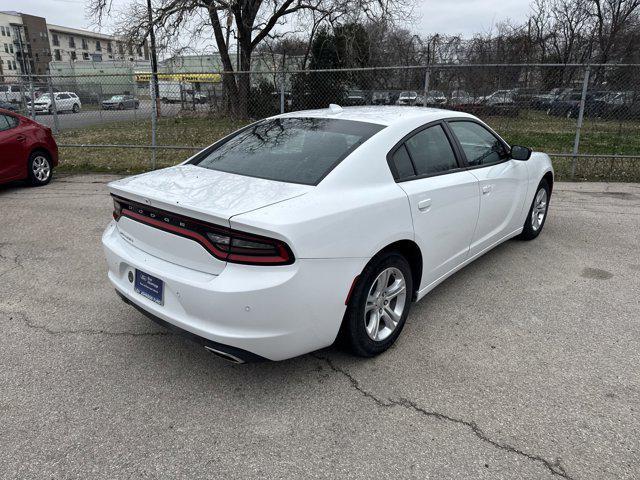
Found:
[519,179,550,240]
[28,151,53,186]
[72,103,79,113]
[341,252,413,357]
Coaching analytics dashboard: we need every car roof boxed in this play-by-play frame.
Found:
[276,105,475,126]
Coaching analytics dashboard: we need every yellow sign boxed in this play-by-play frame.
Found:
[134,72,221,83]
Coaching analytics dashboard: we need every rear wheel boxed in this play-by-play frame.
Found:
[28,151,52,186]
[342,252,413,357]
[519,179,550,240]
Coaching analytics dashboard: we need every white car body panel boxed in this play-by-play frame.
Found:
[102,106,553,361]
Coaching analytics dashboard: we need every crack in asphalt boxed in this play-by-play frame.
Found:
[4,311,170,337]
[0,244,24,278]
[312,353,574,480]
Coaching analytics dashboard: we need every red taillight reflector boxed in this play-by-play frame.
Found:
[112,195,294,266]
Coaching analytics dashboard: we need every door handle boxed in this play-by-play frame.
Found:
[417,198,432,212]
[482,184,493,195]
[16,135,26,142]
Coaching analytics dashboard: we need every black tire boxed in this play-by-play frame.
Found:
[27,150,53,186]
[72,103,79,113]
[118,103,124,110]
[341,252,413,357]
[519,178,550,240]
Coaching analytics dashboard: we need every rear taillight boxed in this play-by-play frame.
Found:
[112,198,122,221]
[112,195,293,266]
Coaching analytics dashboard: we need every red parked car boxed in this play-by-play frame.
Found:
[0,108,58,186]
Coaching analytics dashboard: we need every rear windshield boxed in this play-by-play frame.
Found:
[192,117,385,185]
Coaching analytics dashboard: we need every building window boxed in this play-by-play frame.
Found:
[9,43,13,53]
[136,46,142,56]
[118,43,124,55]
[107,42,112,53]
[54,49,61,61]
[70,51,76,61]
[3,43,7,53]
[52,33,59,46]
[128,45,133,55]
[69,36,75,48]
[96,40,101,51]
[83,52,90,60]
[1,27,5,36]
[81,38,88,49]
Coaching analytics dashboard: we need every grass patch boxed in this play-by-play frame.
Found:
[56,111,640,181]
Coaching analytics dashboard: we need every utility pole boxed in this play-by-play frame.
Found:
[147,0,161,116]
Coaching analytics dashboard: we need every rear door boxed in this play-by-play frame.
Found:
[390,122,480,290]
[0,114,27,181]
[56,93,70,111]
[447,120,528,256]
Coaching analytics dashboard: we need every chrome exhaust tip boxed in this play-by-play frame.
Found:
[204,345,245,364]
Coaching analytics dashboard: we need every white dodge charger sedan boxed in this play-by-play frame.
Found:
[102,106,553,362]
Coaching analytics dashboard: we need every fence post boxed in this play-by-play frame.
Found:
[571,65,590,180]
[423,66,430,107]
[280,71,285,114]
[28,77,36,120]
[47,77,59,134]
[149,80,157,170]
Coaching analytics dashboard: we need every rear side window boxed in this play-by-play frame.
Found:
[390,145,415,179]
[448,121,508,166]
[193,117,385,185]
[0,114,18,131]
[405,125,458,176]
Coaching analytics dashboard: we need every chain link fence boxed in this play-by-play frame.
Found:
[3,64,640,180]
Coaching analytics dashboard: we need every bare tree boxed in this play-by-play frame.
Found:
[89,0,411,117]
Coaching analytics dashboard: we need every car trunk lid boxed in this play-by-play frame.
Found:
[108,165,311,274]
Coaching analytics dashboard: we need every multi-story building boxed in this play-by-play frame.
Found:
[0,10,149,82]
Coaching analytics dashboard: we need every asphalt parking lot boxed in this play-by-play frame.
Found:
[23,101,203,130]
[0,175,638,479]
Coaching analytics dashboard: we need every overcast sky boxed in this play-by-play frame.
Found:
[1,0,531,41]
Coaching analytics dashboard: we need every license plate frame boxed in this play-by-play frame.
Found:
[134,269,164,305]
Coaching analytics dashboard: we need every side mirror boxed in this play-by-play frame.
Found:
[511,145,532,161]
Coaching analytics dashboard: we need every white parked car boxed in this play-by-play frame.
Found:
[102,106,553,362]
[30,92,81,114]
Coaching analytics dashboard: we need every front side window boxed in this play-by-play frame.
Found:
[448,121,508,166]
[193,118,385,185]
[404,125,458,176]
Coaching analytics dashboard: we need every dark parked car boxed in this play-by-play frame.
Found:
[0,100,18,112]
[101,95,140,110]
[344,90,367,106]
[0,108,58,186]
[547,91,607,118]
[531,88,572,110]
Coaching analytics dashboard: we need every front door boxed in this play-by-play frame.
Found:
[447,120,529,256]
[0,114,27,181]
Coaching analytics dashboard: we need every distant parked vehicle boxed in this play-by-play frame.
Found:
[344,90,367,106]
[372,91,396,105]
[0,100,18,112]
[531,88,571,110]
[102,95,140,110]
[29,92,82,114]
[447,90,474,106]
[396,91,418,106]
[513,88,539,106]
[0,85,28,103]
[0,108,58,186]
[546,91,606,118]
[416,90,447,107]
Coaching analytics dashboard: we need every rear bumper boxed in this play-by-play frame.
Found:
[102,221,367,361]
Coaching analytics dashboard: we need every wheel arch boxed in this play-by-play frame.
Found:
[374,239,423,301]
[542,170,554,194]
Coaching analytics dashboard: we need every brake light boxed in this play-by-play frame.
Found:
[112,198,123,221]
[111,195,294,265]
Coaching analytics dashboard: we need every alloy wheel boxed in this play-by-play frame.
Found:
[364,267,407,342]
[32,156,51,183]
[531,188,547,231]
